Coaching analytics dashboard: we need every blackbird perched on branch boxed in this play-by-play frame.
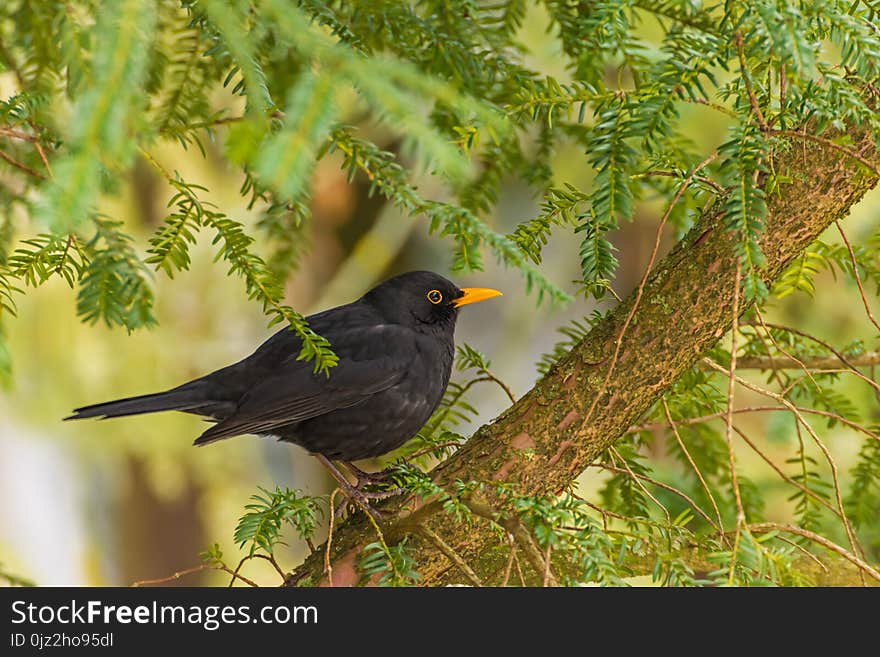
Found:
[66,271,501,515]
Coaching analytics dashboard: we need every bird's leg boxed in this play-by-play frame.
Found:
[315,455,397,522]
[340,461,405,504]
[340,461,397,486]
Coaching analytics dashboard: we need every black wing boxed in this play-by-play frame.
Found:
[193,322,414,445]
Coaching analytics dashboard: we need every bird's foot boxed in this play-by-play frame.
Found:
[341,461,398,487]
[332,482,405,522]
[317,455,403,522]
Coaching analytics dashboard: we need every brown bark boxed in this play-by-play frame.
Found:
[285,125,880,587]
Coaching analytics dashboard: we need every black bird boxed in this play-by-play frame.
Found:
[66,271,501,510]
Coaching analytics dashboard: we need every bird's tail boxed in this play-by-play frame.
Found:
[64,384,206,421]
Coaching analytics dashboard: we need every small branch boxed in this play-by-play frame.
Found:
[736,32,769,131]
[732,425,842,520]
[325,488,340,587]
[724,262,746,586]
[662,397,724,539]
[633,404,880,445]
[752,307,819,391]
[685,97,738,118]
[776,534,829,574]
[254,554,287,582]
[404,441,464,462]
[133,561,258,588]
[590,463,720,532]
[132,564,211,587]
[33,140,52,177]
[483,370,516,405]
[419,524,483,587]
[636,169,726,195]
[0,127,53,176]
[229,558,244,587]
[748,321,880,396]
[510,521,559,586]
[704,358,864,566]
[835,220,880,335]
[733,352,880,370]
[0,148,46,180]
[0,126,38,142]
[581,152,717,428]
[542,543,553,587]
[772,130,880,178]
[748,523,880,583]
[609,446,671,524]
[501,534,516,587]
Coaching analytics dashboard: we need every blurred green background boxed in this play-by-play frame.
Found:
[1,4,878,586]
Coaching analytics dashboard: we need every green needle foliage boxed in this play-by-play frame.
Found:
[2,0,880,586]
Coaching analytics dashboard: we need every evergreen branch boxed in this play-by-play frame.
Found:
[41,0,156,230]
[719,122,769,300]
[254,71,339,200]
[141,155,338,373]
[199,0,274,114]
[76,218,157,332]
[329,129,571,305]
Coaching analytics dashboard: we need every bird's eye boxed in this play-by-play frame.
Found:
[427,289,443,304]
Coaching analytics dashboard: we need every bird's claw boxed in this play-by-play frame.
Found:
[333,484,404,522]
[341,461,397,487]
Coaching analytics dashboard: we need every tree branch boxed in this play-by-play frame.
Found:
[286,121,879,587]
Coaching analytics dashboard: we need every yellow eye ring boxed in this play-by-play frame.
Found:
[427,289,443,304]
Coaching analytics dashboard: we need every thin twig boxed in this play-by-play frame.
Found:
[661,397,724,539]
[636,169,726,195]
[511,543,527,587]
[33,140,51,176]
[733,352,880,370]
[732,425,841,519]
[736,32,769,131]
[501,532,516,587]
[0,148,45,179]
[753,307,819,390]
[501,534,516,587]
[483,370,517,405]
[419,524,483,587]
[609,446,671,524]
[748,523,880,583]
[590,463,720,532]
[633,405,880,444]
[0,126,38,142]
[752,321,880,396]
[404,441,464,462]
[254,554,287,581]
[724,262,746,586]
[229,557,248,588]
[581,152,718,428]
[135,559,259,588]
[835,220,880,335]
[507,520,559,586]
[132,564,211,587]
[542,543,553,587]
[775,534,829,574]
[704,358,865,566]
[772,129,880,178]
[685,97,738,118]
[325,488,340,587]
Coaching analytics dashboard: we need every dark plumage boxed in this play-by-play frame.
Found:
[66,271,501,463]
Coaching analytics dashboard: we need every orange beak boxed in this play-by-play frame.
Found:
[453,287,503,308]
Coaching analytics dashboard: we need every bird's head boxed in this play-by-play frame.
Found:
[363,270,502,333]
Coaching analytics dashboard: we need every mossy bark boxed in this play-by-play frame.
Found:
[286,127,879,587]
